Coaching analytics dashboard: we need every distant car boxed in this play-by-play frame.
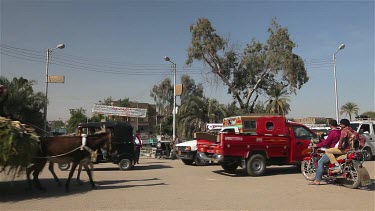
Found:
[350,116,375,161]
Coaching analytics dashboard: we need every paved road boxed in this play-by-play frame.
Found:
[1,158,374,210]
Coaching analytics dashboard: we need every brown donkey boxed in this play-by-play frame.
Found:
[27,130,110,192]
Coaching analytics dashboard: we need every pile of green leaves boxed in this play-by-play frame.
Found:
[0,117,40,178]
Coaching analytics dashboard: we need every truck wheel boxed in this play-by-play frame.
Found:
[181,159,194,165]
[58,163,71,171]
[363,147,373,161]
[119,159,133,171]
[246,154,266,176]
[194,155,209,166]
[221,163,238,173]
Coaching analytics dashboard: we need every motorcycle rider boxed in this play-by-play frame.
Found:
[325,119,355,173]
[308,119,341,185]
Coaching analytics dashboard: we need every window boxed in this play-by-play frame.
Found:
[266,122,274,130]
[359,124,370,134]
[293,126,316,140]
[244,120,256,130]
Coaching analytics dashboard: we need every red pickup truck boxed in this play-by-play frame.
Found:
[197,115,318,176]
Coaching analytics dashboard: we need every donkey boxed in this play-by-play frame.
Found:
[27,129,111,192]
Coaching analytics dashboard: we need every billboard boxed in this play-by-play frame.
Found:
[92,104,147,117]
[48,75,65,83]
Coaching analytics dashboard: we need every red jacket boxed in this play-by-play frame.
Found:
[316,128,340,148]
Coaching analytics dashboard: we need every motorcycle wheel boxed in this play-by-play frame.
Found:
[341,162,362,189]
[301,160,316,181]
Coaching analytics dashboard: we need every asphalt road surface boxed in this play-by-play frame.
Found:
[1,157,374,210]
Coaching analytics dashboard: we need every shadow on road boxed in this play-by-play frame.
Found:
[212,165,301,177]
[0,177,166,202]
[93,164,173,171]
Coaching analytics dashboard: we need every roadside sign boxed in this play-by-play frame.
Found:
[92,104,147,117]
[48,75,65,83]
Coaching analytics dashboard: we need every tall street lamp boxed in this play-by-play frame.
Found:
[164,56,176,142]
[333,43,345,122]
[44,43,65,134]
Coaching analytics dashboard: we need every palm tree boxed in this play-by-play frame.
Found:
[177,96,208,139]
[340,102,359,120]
[177,96,227,139]
[0,76,47,131]
[265,83,291,116]
[207,98,227,123]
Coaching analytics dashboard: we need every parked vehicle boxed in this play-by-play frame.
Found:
[176,123,222,166]
[198,115,317,176]
[155,140,176,159]
[58,121,136,171]
[301,140,371,189]
[176,123,223,166]
[350,116,375,160]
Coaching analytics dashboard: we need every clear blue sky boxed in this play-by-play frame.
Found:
[1,0,374,121]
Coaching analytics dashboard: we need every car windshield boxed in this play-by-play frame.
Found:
[350,123,360,132]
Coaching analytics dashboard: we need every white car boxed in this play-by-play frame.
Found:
[350,116,375,161]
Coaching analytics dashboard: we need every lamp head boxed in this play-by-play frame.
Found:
[164,56,170,62]
[338,44,345,50]
[56,44,65,49]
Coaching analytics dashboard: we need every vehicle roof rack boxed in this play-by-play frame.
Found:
[354,115,372,121]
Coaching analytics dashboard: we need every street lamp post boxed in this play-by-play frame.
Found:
[44,43,65,134]
[333,43,345,122]
[164,56,176,142]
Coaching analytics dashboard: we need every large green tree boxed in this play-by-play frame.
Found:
[0,77,47,131]
[361,111,375,119]
[66,107,88,133]
[340,102,359,121]
[186,18,308,112]
[150,78,173,115]
[180,74,204,104]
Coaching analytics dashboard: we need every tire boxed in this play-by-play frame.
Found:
[246,154,266,176]
[58,163,71,171]
[181,159,194,165]
[194,155,209,166]
[341,162,362,189]
[363,147,373,161]
[301,160,316,181]
[221,163,238,173]
[118,159,133,171]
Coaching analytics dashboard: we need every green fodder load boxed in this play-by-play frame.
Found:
[0,117,40,178]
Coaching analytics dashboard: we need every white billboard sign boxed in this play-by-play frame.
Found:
[92,104,147,118]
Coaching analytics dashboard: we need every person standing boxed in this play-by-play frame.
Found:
[134,130,142,164]
[308,120,341,185]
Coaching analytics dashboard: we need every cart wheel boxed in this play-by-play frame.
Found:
[58,163,71,171]
[119,159,133,171]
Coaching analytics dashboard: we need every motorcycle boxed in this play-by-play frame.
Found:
[301,140,371,189]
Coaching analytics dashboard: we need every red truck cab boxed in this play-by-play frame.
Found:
[197,115,317,176]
